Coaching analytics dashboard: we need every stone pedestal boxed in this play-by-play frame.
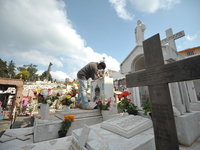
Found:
[55,109,103,136]
[175,111,200,146]
[33,115,62,143]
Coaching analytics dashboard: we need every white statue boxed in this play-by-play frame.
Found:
[135,20,146,45]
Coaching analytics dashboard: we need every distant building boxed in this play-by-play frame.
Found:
[178,46,200,57]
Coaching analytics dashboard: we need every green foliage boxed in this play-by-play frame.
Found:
[40,71,53,81]
[0,58,9,78]
[17,64,38,81]
[143,101,151,115]
[7,60,16,78]
[118,99,138,114]
[60,119,72,132]
[14,70,30,80]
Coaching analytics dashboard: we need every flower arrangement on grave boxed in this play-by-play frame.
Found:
[96,97,112,111]
[33,88,60,106]
[61,86,78,107]
[58,115,75,137]
[117,91,138,115]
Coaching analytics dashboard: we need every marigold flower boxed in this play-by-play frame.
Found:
[77,84,81,87]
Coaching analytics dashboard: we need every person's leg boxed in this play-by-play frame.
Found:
[77,78,88,107]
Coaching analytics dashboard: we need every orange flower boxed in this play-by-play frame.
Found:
[128,99,132,102]
[77,84,81,87]
[64,115,75,122]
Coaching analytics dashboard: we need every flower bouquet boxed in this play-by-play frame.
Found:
[96,97,112,111]
[61,86,78,109]
[33,88,59,106]
[117,91,138,115]
[58,115,75,138]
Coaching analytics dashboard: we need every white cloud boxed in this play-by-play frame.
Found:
[109,0,134,20]
[50,71,70,81]
[109,0,181,19]
[0,0,120,81]
[185,34,198,41]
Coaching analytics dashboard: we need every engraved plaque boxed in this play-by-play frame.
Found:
[101,115,152,138]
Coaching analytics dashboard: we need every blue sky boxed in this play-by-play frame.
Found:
[0,0,199,81]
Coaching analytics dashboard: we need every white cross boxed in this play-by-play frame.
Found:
[161,28,185,51]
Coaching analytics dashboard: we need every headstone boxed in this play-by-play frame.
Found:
[90,76,114,102]
[126,34,200,150]
[101,115,152,138]
[69,125,90,150]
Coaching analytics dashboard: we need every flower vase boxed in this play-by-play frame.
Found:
[58,130,67,138]
[40,103,50,120]
[101,110,110,121]
[63,105,70,111]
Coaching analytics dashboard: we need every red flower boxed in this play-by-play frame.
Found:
[76,91,79,94]
[123,91,131,97]
[128,99,132,102]
[62,100,66,103]
[118,94,123,98]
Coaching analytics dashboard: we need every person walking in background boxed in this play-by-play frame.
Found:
[76,61,106,110]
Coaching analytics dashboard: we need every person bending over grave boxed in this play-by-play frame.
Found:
[77,62,106,110]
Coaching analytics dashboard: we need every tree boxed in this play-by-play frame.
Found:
[17,64,38,81]
[14,70,30,80]
[40,71,53,81]
[0,58,9,78]
[7,60,16,78]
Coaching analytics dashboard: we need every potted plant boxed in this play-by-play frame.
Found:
[117,91,138,115]
[58,115,74,138]
[142,101,151,117]
[96,98,112,121]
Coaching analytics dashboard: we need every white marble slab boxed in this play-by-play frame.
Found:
[101,115,153,138]
[72,123,155,150]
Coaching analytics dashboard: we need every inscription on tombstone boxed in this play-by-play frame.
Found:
[126,34,200,150]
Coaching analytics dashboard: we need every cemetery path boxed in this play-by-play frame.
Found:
[0,115,34,138]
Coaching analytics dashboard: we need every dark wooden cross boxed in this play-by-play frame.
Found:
[126,34,200,150]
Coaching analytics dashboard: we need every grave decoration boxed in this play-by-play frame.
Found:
[58,115,75,138]
[95,97,112,111]
[117,91,138,115]
[61,86,78,110]
[33,88,60,120]
[96,97,112,121]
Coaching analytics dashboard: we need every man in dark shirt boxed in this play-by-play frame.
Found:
[77,62,106,110]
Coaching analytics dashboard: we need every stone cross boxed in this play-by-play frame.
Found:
[126,34,200,150]
[161,28,185,51]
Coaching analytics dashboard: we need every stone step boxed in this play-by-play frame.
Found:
[55,109,101,120]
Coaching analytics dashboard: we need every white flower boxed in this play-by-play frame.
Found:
[71,97,76,102]
[47,100,52,104]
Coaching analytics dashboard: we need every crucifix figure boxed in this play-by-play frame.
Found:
[126,34,200,150]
